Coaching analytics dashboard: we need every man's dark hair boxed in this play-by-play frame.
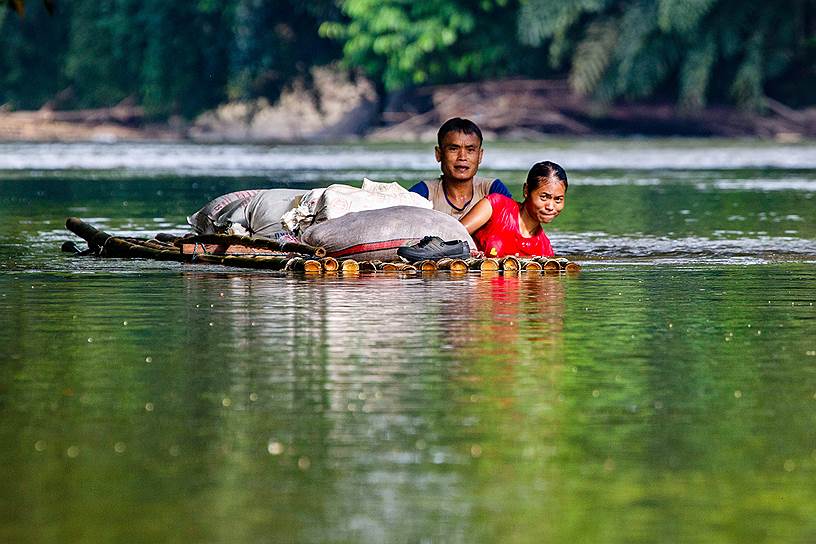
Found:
[437,117,483,147]
[526,161,568,192]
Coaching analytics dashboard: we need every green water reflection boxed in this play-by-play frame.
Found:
[2,265,815,543]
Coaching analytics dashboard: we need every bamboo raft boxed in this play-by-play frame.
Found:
[63,217,581,275]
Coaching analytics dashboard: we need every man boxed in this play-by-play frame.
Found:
[408,117,511,219]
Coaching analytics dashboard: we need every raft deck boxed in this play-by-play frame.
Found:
[64,217,581,274]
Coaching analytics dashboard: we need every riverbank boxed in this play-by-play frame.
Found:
[1,76,814,143]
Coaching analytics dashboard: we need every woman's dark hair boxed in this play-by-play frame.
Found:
[437,117,483,146]
[525,161,568,192]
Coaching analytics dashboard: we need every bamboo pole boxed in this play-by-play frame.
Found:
[340,259,360,273]
[286,257,322,273]
[564,262,582,273]
[188,253,225,265]
[415,260,438,272]
[221,255,291,270]
[126,238,181,253]
[358,261,378,272]
[143,239,179,251]
[65,217,113,250]
[126,238,185,261]
[173,233,326,258]
[381,262,417,273]
[155,233,181,244]
[102,237,182,260]
[522,259,543,271]
[536,258,560,271]
[499,256,520,271]
[436,258,468,272]
[533,256,581,272]
[61,241,81,254]
[466,258,500,271]
[320,257,339,272]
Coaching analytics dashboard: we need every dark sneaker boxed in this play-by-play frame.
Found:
[398,236,470,262]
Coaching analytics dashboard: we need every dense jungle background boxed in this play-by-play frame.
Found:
[1,0,815,139]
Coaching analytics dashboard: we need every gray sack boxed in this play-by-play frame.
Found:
[244,189,309,238]
[301,206,475,261]
[187,189,262,234]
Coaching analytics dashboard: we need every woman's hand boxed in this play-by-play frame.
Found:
[460,197,493,234]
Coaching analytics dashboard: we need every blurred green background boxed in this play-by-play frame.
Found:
[1,0,814,119]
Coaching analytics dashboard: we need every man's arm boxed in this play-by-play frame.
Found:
[408,181,429,199]
[488,179,512,198]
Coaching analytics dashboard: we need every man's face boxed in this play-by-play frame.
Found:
[524,179,566,224]
[435,131,483,182]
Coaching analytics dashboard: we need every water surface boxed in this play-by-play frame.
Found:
[1,141,815,543]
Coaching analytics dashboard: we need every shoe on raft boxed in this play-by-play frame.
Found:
[397,236,470,262]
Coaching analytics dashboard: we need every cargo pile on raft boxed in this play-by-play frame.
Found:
[62,181,580,275]
[63,217,580,274]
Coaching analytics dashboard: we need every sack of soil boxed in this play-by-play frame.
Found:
[188,188,309,237]
[281,179,431,234]
[301,206,475,261]
[187,189,262,234]
[244,189,309,238]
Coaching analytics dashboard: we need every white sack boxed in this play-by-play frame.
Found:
[281,179,431,234]
[280,188,327,233]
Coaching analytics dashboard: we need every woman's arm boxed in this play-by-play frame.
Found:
[460,197,493,234]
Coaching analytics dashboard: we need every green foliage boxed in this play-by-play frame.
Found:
[3,0,53,16]
[229,0,340,101]
[0,0,69,109]
[321,0,536,90]
[0,0,813,115]
[518,0,815,109]
[0,0,339,117]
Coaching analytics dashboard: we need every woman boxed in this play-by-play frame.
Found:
[460,161,567,258]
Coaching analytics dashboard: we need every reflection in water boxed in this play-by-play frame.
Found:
[170,272,569,541]
[2,263,816,542]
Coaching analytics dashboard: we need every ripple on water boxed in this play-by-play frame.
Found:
[554,232,816,263]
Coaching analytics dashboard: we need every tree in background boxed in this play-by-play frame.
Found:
[0,0,69,109]
[518,0,816,109]
[0,0,339,117]
[62,0,235,117]
[229,0,340,101]
[1,0,814,116]
[319,0,543,92]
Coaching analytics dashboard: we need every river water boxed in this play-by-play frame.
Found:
[1,140,815,543]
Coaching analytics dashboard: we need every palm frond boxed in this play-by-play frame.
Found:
[568,18,618,95]
[678,34,716,109]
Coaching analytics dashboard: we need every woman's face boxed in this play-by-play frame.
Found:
[524,178,566,224]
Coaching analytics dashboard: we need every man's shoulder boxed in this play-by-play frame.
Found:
[408,180,430,199]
